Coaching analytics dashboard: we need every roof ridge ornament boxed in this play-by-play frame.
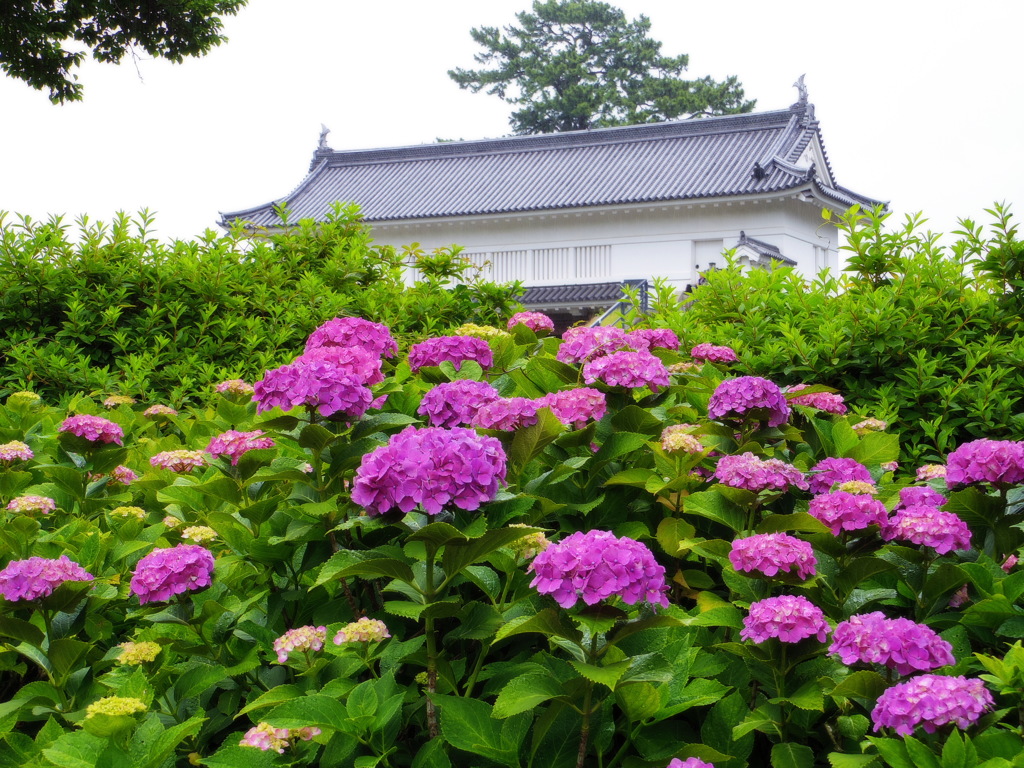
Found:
[318,124,332,151]
[791,75,816,124]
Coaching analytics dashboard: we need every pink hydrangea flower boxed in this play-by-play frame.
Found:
[808,491,888,535]
[945,439,1024,489]
[206,430,275,465]
[882,506,972,554]
[305,317,398,359]
[216,379,255,396]
[352,426,506,516]
[0,555,94,601]
[871,675,993,735]
[239,723,291,753]
[582,350,670,390]
[535,388,607,429]
[787,384,848,414]
[508,311,555,334]
[294,345,384,386]
[6,495,56,514]
[528,530,669,609]
[916,464,946,481]
[0,441,33,462]
[708,376,789,427]
[666,760,715,768]
[661,425,704,455]
[274,626,327,662]
[714,452,808,493]
[254,359,372,420]
[807,457,873,494]
[130,544,215,603]
[729,533,817,580]
[829,612,954,675]
[852,418,888,435]
[408,336,493,372]
[59,414,123,445]
[143,404,178,418]
[472,398,540,431]
[1003,555,1019,572]
[417,380,501,428]
[150,450,207,473]
[110,465,139,485]
[556,326,629,364]
[690,343,737,363]
[740,595,829,644]
[334,617,390,644]
[896,486,947,510]
[626,328,680,351]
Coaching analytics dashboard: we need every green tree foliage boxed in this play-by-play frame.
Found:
[448,0,754,134]
[0,0,247,102]
[0,204,520,404]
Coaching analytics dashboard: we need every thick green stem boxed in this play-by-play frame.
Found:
[424,546,440,739]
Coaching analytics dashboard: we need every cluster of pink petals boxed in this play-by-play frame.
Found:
[472,397,540,431]
[536,388,607,429]
[945,439,1024,489]
[216,379,255,396]
[830,612,954,675]
[295,345,385,386]
[408,336,494,373]
[6,495,56,514]
[896,486,947,510]
[807,457,873,494]
[59,414,124,445]
[417,380,501,428]
[528,529,669,609]
[352,426,506,516]
[130,544,215,604]
[0,441,33,462]
[556,326,629,364]
[690,343,738,364]
[882,506,972,554]
[626,328,680,351]
[714,452,808,493]
[708,376,789,427]
[507,311,555,334]
[786,384,848,414]
[729,533,817,580]
[239,723,321,752]
[661,425,704,455]
[206,430,276,465]
[254,359,372,420]
[305,317,398,359]
[334,617,390,644]
[871,675,993,735]
[0,555,94,601]
[916,464,947,481]
[740,595,829,644]
[808,491,888,535]
[110,465,138,485]
[273,625,327,662]
[150,450,207,473]
[666,759,715,768]
[143,404,178,418]
[582,350,670,390]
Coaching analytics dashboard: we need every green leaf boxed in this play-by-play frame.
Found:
[846,431,900,465]
[264,694,351,731]
[771,743,815,768]
[493,675,565,718]
[828,754,878,768]
[0,616,44,646]
[298,423,337,453]
[593,432,650,463]
[656,517,696,557]
[351,412,420,441]
[836,557,899,597]
[173,663,228,701]
[509,408,565,474]
[756,512,830,535]
[495,609,582,644]
[771,680,823,711]
[335,558,415,585]
[867,737,914,768]
[611,405,664,435]
[236,685,303,718]
[615,682,662,722]
[941,731,966,768]
[406,522,468,549]
[203,745,281,768]
[604,467,658,489]
[46,638,90,682]
[830,671,888,702]
[903,736,941,768]
[436,695,526,768]
[41,731,108,768]
[443,526,541,576]
[568,659,630,689]
[681,489,745,533]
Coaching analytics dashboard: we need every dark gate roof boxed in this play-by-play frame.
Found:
[220,98,881,229]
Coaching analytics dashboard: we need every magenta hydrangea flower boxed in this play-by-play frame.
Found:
[708,376,789,427]
[829,612,955,675]
[507,311,555,334]
[896,486,947,510]
[714,452,808,494]
[787,384,848,414]
[808,457,873,494]
[0,441,33,462]
[295,345,385,386]
[740,595,829,644]
[529,529,669,609]
[305,317,398,359]
[0,555,94,601]
[352,426,506,516]
[110,465,138,485]
[130,544,215,604]
[626,328,680,351]
[882,506,972,554]
[408,336,493,372]
[582,350,670,390]
[472,398,540,431]
[6,495,57,514]
[274,626,327,663]
[871,675,993,735]
[417,380,501,428]
[945,439,1024,489]
[556,326,629,364]
[666,760,715,768]
[150,450,207,473]
[254,359,372,420]
[59,414,124,445]
[729,533,817,580]
[206,430,276,466]
[808,491,888,535]
[690,343,738,363]
[535,388,607,429]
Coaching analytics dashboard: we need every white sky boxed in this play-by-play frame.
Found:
[2,0,1022,246]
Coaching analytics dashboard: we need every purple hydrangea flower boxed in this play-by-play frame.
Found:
[582,350,669,390]
[535,388,607,429]
[352,426,506,516]
[254,359,372,420]
[714,452,808,493]
[729,533,817,580]
[0,555,94,601]
[897,486,947,510]
[830,612,955,675]
[556,326,629,364]
[417,380,501,428]
[666,760,715,768]
[130,544,215,604]
[472,397,540,431]
[881,506,972,554]
[945,439,1024,489]
[787,384,848,414]
[528,529,669,609]
[59,414,124,445]
[305,317,398,359]
[626,328,680,351]
[871,675,993,735]
[408,336,493,372]
[708,377,790,428]
[206,430,275,465]
[740,595,829,644]
[507,311,554,334]
[808,491,888,535]
[295,345,385,386]
[808,457,873,495]
[690,343,738,364]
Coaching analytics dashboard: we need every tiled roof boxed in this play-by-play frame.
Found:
[220,101,882,228]
[736,231,797,265]
[519,281,626,306]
